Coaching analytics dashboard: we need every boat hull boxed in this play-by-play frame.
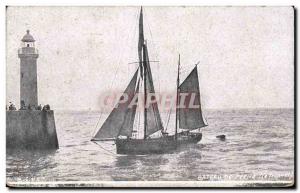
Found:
[177,132,202,146]
[115,133,202,155]
[116,137,177,155]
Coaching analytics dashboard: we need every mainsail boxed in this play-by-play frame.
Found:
[137,7,163,137]
[94,7,164,141]
[93,69,139,140]
[143,44,164,136]
[178,66,207,129]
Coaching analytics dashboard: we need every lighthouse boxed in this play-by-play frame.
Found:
[18,30,38,109]
[6,30,58,150]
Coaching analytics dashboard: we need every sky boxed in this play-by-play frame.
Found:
[6,6,294,110]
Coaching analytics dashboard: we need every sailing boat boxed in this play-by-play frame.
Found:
[91,7,207,154]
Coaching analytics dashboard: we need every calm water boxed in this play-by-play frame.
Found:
[6,109,294,184]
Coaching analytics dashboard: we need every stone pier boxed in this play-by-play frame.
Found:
[6,110,59,150]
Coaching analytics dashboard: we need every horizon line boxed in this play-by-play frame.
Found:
[52,107,295,112]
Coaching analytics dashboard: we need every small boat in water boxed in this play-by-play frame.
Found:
[216,134,226,141]
[91,7,208,154]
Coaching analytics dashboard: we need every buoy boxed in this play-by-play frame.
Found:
[216,135,226,141]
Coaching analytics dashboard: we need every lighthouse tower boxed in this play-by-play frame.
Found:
[18,30,38,109]
[6,30,58,150]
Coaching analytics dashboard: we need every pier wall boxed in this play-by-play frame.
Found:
[6,110,59,150]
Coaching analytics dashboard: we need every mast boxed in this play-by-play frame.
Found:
[143,48,147,140]
[139,7,147,140]
[138,7,163,139]
[175,54,180,140]
[138,7,144,77]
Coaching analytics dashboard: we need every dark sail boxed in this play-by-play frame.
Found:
[93,69,139,140]
[143,44,164,136]
[119,79,140,137]
[178,67,207,129]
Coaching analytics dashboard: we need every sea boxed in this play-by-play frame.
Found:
[6,108,294,187]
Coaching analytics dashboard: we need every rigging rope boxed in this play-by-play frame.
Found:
[92,141,117,156]
[137,79,141,139]
[164,103,173,133]
[91,109,103,137]
[145,13,161,94]
[92,10,139,138]
[144,67,161,137]
[164,87,177,133]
